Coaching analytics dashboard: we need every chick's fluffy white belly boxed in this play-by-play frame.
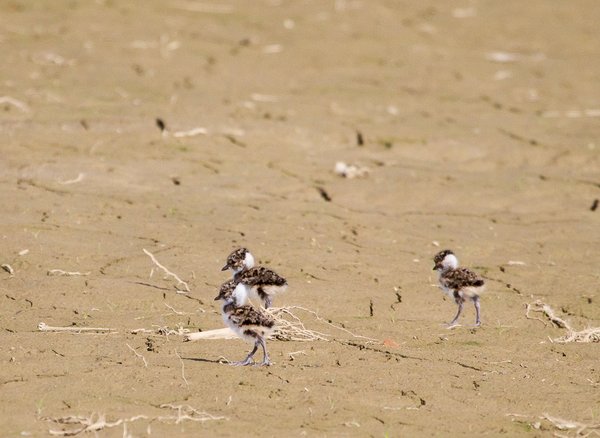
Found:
[458,284,485,299]
[250,284,288,299]
[233,283,251,305]
[223,315,273,343]
[437,281,485,299]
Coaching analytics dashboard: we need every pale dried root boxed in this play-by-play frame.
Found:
[525,300,600,343]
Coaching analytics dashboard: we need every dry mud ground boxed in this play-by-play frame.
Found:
[1,1,599,436]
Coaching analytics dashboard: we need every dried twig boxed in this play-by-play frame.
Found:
[184,328,237,341]
[184,306,376,344]
[142,249,190,292]
[525,303,550,327]
[157,404,226,423]
[175,349,189,387]
[126,343,148,367]
[508,413,600,436]
[0,96,30,112]
[47,269,91,277]
[268,307,329,341]
[131,325,189,337]
[38,322,116,333]
[164,303,186,315]
[45,413,147,436]
[542,413,600,433]
[43,405,225,436]
[173,127,208,138]
[526,300,569,329]
[273,306,378,342]
[131,328,154,334]
[526,300,600,343]
[287,350,307,360]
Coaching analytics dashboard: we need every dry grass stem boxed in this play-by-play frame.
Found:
[272,306,379,342]
[508,413,600,436]
[45,413,148,436]
[43,404,225,436]
[132,325,191,338]
[287,350,307,360]
[164,303,187,315]
[156,325,189,337]
[131,328,154,334]
[157,404,227,423]
[268,307,329,341]
[184,306,376,344]
[38,322,116,333]
[526,300,569,329]
[142,248,190,292]
[526,300,600,343]
[175,349,189,386]
[126,343,148,367]
[47,269,91,277]
[0,96,30,112]
[173,127,208,137]
[542,413,600,434]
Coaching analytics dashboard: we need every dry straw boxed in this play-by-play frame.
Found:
[184,305,377,343]
[43,404,225,436]
[525,300,600,343]
[507,412,600,436]
[142,248,190,292]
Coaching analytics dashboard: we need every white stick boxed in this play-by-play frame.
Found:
[287,350,307,360]
[0,96,30,112]
[173,127,208,138]
[44,405,225,436]
[164,303,186,315]
[38,322,116,333]
[126,343,148,367]
[158,404,227,423]
[131,328,154,334]
[175,349,189,387]
[184,328,238,341]
[142,249,190,292]
[47,269,91,277]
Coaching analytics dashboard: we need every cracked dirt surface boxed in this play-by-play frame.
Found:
[1,0,599,436]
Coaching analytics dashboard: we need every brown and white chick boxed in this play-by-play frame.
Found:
[221,248,288,309]
[221,247,255,275]
[433,249,485,327]
[214,279,275,366]
[234,266,287,309]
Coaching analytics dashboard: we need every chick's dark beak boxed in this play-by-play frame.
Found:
[221,264,229,271]
[214,294,221,301]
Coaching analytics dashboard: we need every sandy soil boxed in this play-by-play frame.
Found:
[1,0,599,436]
